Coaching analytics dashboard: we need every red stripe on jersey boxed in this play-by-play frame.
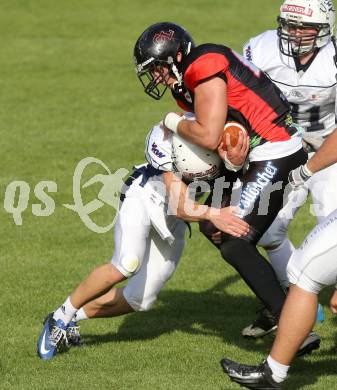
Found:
[176,99,193,112]
[184,53,229,91]
[183,49,292,143]
[226,73,291,142]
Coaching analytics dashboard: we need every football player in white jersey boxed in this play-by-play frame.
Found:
[36,116,250,361]
[242,0,337,338]
[221,210,337,389]
[221,130,337,389]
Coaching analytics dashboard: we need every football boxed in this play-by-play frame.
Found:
[221,121,247,150]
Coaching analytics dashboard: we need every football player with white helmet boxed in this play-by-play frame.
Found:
[243,0,337,338]
[36,115,249,360]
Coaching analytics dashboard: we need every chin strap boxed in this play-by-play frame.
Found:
[171,63,183,92]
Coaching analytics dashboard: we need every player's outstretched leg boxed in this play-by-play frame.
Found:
[37,263,126,360]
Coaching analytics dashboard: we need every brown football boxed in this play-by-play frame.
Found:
[221,121,247,150]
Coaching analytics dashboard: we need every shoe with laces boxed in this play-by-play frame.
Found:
[242,308,278,338]
[66,321,82,346]
[37,313,68,360]
[221,358,282,389]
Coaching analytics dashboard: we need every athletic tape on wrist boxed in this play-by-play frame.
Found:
[164,113,183,134]
[300,163,313,180]
[302,163,313,177]
[223,154,244,172]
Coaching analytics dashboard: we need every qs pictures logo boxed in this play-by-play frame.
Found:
[3,157,129,234]
[63,157,128,233]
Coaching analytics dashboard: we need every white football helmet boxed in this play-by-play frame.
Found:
[172,132,222,182]
[278,0,336,56]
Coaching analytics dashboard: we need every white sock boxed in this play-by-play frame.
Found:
[72,307,89,322]
[267,238,294,289]
[53,297,78,326]
[267,355,289,383]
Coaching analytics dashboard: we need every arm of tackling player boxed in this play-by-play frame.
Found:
[306,128,337,172]
[163,172,249,238]
[289,129,337,188]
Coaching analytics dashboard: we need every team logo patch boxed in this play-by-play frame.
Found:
[153,30,174,44]
[245,45,252,62]
[239,162,278,215]
[320,0,334,13]
[281,4,313,16]
[151,142,165,158]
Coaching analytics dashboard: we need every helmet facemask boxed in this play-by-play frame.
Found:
[277,0,336,58]
[278,17,330,57]
[136,56,183,100]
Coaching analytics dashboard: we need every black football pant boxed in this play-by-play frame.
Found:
[200,148,307,318]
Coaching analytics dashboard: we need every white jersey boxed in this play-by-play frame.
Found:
[243,30,337,147]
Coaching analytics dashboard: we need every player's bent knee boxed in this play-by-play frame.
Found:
[287,271,322,295]
[118,256,141,278]
[220,237,245,266]
[258,219,289,249]
[137,298,157,312]
[199,219,217,238]
[125,294,157,312]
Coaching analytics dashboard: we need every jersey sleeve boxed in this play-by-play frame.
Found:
[144,122,173,172]
[242,31,278,70]
[184,52,229,91]
[243,38,254,63]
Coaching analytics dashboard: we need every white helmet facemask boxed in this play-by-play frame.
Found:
[277,0,336,56]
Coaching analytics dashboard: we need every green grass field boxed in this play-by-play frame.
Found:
[1,1,337,389]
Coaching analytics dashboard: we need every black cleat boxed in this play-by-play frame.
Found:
[296,331,320,357]
[221,359,282,389]
[242,308,278,338]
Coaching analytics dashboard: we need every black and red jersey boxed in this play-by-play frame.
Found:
[177,44,298,147]
[171,86,194,112]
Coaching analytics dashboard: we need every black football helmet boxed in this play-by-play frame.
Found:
[134,22,195,100]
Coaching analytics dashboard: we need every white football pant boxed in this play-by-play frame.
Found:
[111,195,186,311]
[287,209,337,294]
[259,160,337,285]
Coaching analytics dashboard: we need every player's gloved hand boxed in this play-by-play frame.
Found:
[288,163,313,189]
[163,112,183,134]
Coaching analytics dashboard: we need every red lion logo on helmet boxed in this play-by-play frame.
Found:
[153,30,175,44]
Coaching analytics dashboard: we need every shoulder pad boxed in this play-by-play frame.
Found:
[145,122,173,171]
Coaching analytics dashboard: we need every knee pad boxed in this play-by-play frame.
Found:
[119,256,140,277]
[258,217,289,249]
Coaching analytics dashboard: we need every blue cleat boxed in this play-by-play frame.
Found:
[316,303,325,323]
[37,313,68,360]
[66,321,82,347]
